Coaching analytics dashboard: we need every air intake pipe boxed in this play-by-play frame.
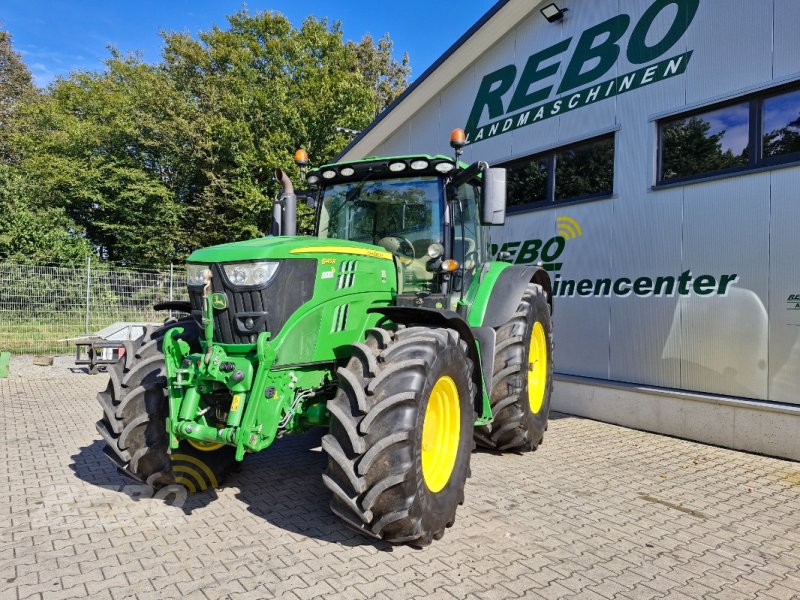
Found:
[272,168,297,237]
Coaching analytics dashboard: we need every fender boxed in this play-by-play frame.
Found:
[367,306,489,419]
[469,264,552,329]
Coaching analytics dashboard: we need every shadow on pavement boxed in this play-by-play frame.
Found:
[231,429,394,550]
[69,432,392,549]
[69,438,225,513]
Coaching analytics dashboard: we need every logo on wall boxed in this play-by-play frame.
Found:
[556,216,583,240]
[465,0,700,145]
[491,217,739,298]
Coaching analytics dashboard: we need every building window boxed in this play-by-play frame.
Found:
[762,88,800,160]
[658,83,800,184]
[503,134,614,211]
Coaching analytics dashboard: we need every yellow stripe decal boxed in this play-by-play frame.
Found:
[290,246,393,261]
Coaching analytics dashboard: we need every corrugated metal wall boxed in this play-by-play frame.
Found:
[366,0,800,404]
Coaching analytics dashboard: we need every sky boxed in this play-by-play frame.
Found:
[2,1,493,87]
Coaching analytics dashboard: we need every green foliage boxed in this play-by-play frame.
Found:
[0,165,90,263]
[0,29,35,164]
[2,12,409,266]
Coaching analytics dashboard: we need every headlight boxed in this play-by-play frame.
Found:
[427,243,444,259]
[187,264,209,286]
[222,261,279,286]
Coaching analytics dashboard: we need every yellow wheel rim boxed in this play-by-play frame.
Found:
[186,422,225,452]
[421,375,461,493]
[528,321,547,414]
[187,438,225,452]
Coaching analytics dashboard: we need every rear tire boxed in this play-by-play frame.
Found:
[95,319,237,491]
[475,283,553,452]
[323,326,475,545]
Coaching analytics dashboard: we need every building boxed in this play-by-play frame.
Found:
[338,0,800,460]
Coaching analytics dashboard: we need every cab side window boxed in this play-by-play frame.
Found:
[452,183,484,291]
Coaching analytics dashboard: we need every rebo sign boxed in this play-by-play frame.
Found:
[465,0,700,144]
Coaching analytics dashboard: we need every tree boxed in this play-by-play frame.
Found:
[0,165,90,263]
[16,55,186,265]
[10,11,409,267]
[160,12,409,239]
[0,29,35,164]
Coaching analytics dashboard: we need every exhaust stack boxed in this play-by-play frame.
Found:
[272,168,297,237]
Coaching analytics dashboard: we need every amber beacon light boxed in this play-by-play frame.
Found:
[450,128,466,158]
[293,148,309,168]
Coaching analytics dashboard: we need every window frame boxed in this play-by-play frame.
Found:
[499,133,616,214]
[656,81,800,187]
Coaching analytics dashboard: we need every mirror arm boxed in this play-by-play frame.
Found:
[450,161,488,189]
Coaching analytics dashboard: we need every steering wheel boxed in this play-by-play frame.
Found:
[378,236,416,265]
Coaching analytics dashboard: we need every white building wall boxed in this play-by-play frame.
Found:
[342,0,800,439]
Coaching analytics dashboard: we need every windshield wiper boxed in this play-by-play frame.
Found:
[326,167,384,222]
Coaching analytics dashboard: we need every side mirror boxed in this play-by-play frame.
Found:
[480,167,506,226]
[295,190,317,209]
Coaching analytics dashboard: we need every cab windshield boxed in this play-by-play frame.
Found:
[318,176,444,292]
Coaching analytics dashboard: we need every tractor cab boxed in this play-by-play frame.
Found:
[302,134,506,311]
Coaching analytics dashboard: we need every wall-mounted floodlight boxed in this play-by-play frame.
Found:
[540,3,568,23]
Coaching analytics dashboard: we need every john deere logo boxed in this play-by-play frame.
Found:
[211,292,227,310]
[465,0,699,144]
[494,216,739,298]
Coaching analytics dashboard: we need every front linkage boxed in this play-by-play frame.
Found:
[162,270,330,461]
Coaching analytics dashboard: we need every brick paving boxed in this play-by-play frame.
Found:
[2,372,800,599]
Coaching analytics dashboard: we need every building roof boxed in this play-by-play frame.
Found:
[337,0,543,161]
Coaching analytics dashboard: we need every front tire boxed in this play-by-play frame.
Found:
[475,282,553,452]
[323,326,475,545]
[95,319,237,491]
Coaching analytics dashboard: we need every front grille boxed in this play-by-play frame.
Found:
[189,259,316,344]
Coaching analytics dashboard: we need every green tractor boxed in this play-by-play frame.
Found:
[96,131,553,545]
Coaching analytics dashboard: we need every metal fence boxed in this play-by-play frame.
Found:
[0,259,187,355]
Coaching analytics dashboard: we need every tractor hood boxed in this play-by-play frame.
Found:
[187,236,395,264]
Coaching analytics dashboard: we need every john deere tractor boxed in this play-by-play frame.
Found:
[96,131,553,545]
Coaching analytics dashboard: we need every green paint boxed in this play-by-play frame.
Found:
[627,0,700,64]
[0,352,9,378]
[465,261,512,327]
[465,65,518,135]
[467,52,692,144]
[161,154,547,458]
[553,271,739,298]
[557,15,631,95]
[508,40,572,113]
[465,0,699,144]
[211,292,227,310]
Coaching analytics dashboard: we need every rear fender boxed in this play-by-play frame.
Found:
[469,264,552,329]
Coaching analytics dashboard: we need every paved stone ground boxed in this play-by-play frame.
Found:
[2,372,800,600]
